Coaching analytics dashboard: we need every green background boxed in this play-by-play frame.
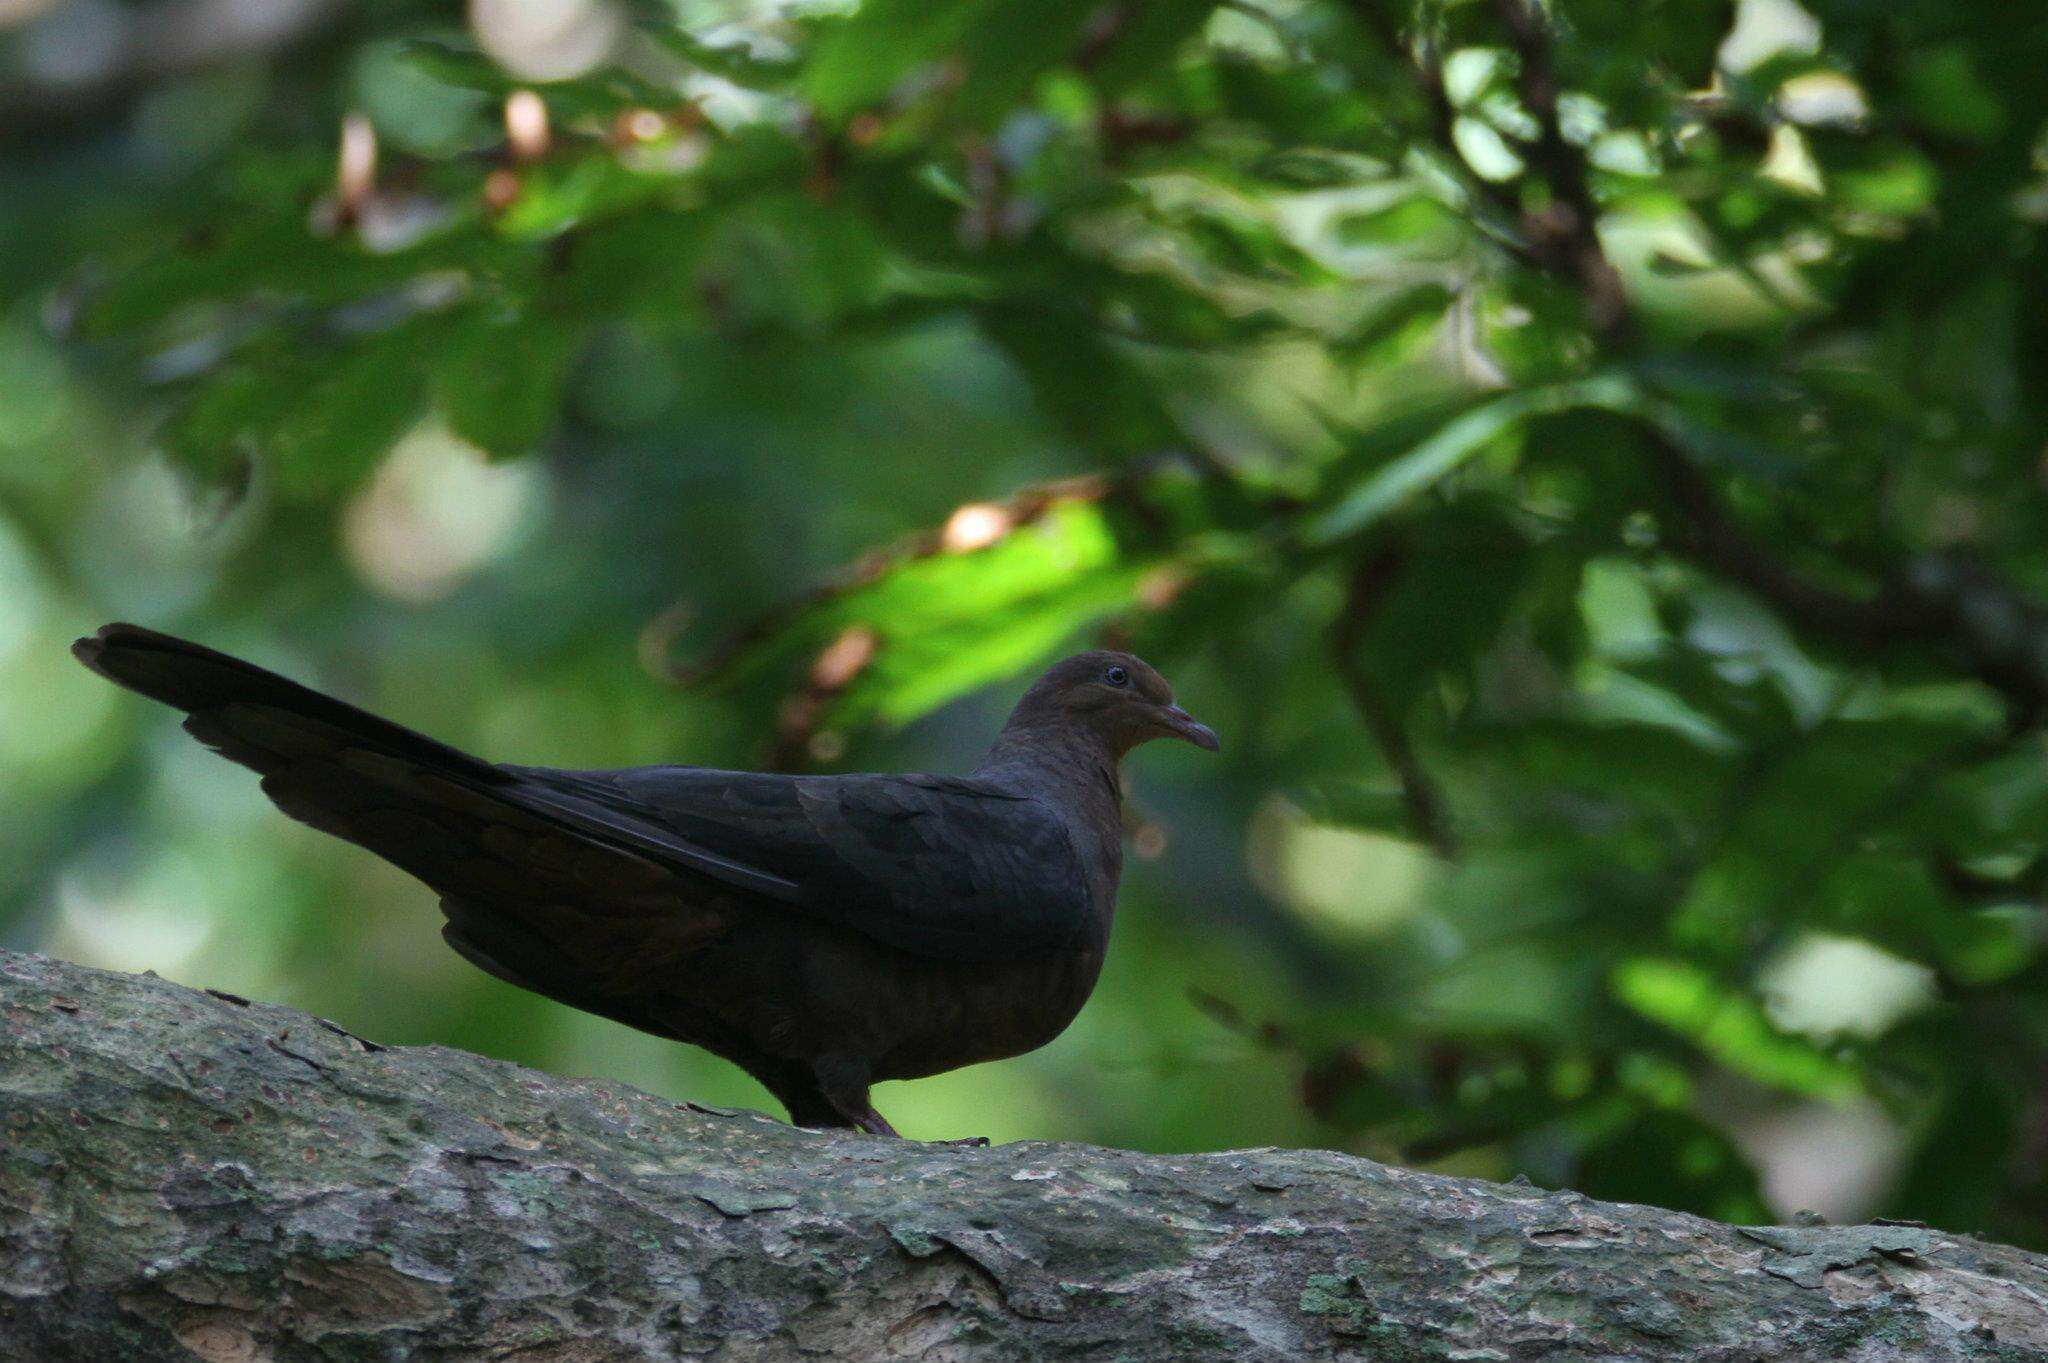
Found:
[4,0,2047,1248]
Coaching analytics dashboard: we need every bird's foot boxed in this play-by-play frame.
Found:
[931,1135,991,1148]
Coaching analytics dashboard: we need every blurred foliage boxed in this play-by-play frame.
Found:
[5,0,2048,1246]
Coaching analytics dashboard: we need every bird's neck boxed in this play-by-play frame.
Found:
[974,720,1124,812]
[976,720,1126,939]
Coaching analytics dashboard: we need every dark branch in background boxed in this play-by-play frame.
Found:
[1190,986,1373,1126]
[1455,0,2048,721]
[1196,986,1639,1164]
[764,624,880,771]
[1328,543,1460,860]
[1344,0,1567,279]
[1487,0,1633,342]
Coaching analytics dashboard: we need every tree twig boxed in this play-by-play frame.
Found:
[1409,0,2048,721]
[1329,542,1460,859]
[1488,0,1634,343]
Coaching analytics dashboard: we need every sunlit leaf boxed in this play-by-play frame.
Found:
[1612,958,1862,1099]
[1305,376,1641,544]
[690,498,1169,735]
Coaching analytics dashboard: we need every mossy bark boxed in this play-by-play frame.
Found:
[2,949,2044,1361]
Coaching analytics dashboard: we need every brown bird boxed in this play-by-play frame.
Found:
[73,624,1218,1137]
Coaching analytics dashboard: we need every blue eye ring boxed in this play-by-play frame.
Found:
[1105,665,1130,687]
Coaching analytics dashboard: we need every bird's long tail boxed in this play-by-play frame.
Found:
[73,622,506,787]
[72,623,688,1023]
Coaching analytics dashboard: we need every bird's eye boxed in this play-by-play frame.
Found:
[1105,665,1130,687]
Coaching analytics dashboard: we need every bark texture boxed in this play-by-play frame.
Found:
[2,949,2045,1362]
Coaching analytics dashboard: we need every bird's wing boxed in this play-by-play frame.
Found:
[507,766,1100,962]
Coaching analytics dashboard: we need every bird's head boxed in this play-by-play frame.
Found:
[1003,650,1219,757]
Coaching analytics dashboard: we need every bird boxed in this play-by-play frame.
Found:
[73,623,1218,1138]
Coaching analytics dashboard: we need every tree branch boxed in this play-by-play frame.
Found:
[1330,544,1461,859]
[1443,0,2048,718]
[1488,0,1634,343]
[3,949,2046,1360]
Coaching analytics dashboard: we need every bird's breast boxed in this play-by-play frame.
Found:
[873,946,1107,1081]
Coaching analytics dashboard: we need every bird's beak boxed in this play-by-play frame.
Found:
[1161,704,1220,752]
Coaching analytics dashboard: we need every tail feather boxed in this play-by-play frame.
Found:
[73,623,502,785]
[73,623,739,1017]
[75,619,678,911]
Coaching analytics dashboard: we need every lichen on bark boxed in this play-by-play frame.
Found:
[3,949,2045,1361]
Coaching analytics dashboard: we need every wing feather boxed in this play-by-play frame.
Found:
[509,765,1099,961]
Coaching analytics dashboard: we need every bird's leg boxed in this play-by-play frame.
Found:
[813,1055,899,1137]
[856,1107,901,1138]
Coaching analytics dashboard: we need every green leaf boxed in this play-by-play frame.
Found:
[980,304,1186,457]
[1612,958,1862,1099]
[700,194,895,333]
[951,0,1104,122]
[437,313,583,457]
[1305,376,1642,544]
[1901,45,2007,144]
[266,335,432,493]
[1666,718,1983,950]
[1330,283,1453,364]
[1329,196,1462,251]
[163,327,436,495]
[494,156,674,241]
[1359,501,1538,712]
[395,38,516,97]
[397,38,681,119]
[800,0,988,120]
[160,363,290,486]
[700,498,1163,734]
[1081,0,1218,92]
[834,501,1147,726]
[645,28,801,88]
